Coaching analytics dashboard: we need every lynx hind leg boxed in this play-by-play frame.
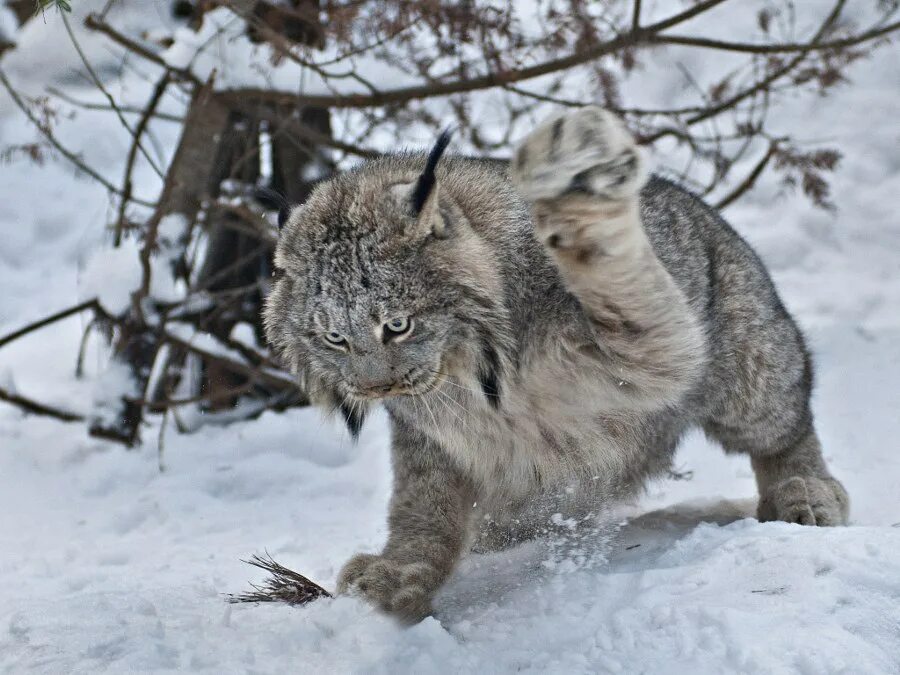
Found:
[752,429,850,526]
[511,106,647,206]
[704,332,849,527]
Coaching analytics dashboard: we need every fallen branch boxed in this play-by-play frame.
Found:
[228,553,332,605]
[0,385,85,423]
[162,331,298,391]
[0,298,101,350]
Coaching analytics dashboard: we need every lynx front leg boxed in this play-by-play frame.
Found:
[511,107,706,410]
[337,419,474,623]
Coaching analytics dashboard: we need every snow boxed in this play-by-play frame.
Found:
[78,214,186,315]
[1,2,899,673]
[79,237,143,315]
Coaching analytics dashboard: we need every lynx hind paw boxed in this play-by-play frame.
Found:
[336,553,438,624]
[758,476,849,527]
[511,106,646,202]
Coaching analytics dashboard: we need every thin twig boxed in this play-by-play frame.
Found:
[157,408,169,472]
[714,140,780,210]
[61,11,164,179]
[74,317,98,378]
[45,86,184,122]
[0,68,155,206]
[115,71,171,245]
[641,0,850,144]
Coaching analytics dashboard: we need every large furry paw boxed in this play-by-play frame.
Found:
[510,106,645,204]
[336,553,439,624]
[757,476,849,526]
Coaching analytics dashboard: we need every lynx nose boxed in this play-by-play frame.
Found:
[351,369,399,396]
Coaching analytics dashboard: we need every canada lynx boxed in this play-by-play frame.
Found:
[263,107,849,623]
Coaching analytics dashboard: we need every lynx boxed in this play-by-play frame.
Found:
[263,107,849,623]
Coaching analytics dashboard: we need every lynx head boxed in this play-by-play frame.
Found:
[263,134,511,437]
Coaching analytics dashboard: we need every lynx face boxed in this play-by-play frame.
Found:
[263,155,509,432]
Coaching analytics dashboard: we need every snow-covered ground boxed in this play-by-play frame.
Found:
[1,3,898,673]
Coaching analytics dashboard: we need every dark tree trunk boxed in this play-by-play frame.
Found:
[89,0,330,444]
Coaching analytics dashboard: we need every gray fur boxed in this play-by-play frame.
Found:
[263,107,849,623]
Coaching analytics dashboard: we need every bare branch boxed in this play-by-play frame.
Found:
[715,140,780,210]
[653,19,899,55]
[162,331,298,391]
[641,0,851,144]
[45,86,184,122]
[83,13,198,85]
[219,0,732,109]
[115,72,171,246]
[0,385,85,423]
[61,11,164,180]
[0,299,100,351]
[0,68,155,206]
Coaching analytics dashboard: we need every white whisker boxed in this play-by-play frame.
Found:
[432,389,465,426]
[420,394,440,431]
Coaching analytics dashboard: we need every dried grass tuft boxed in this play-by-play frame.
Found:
[228,553,332,606]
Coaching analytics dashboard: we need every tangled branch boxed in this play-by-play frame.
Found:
[2,0,897,444]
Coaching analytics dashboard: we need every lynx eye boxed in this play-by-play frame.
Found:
[324,331,347,347]
[384,316,411,336]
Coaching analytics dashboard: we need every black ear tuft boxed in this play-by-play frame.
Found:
[478,342,502,409]
[339,402,366,441]
[410,128,453,214]
[255,187,292,230]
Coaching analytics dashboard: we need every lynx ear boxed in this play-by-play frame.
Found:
[411,129,452,213]
[403,129,453,238]
[255,187,293,230]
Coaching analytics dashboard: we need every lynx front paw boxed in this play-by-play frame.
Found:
[511,106,645,204]
[336,553,440,623]
[758,476,849,526]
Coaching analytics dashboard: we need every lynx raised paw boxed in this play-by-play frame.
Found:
[758,475,849,526]
[510,106,646,204]
[510,107,647,259]
[336,553,440,623]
